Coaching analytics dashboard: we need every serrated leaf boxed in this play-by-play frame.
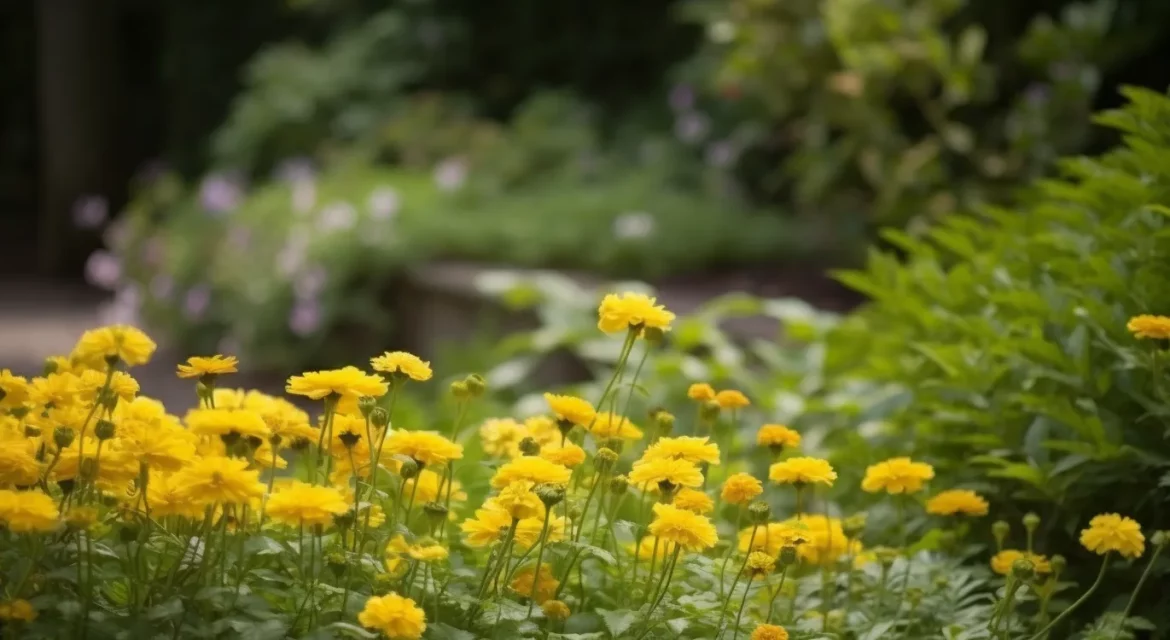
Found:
[146,598,184,620]
[596,608,637,637]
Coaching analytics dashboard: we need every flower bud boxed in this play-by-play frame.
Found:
[535,483,566,508]
[748,500,771,524]
[398,458,420,479]
[327,552,348,577]
[358,396,378,418]
[779,545,798,566]
[450,380,471,400]
[594,448,618,472]
[369,407,390,429]
[843,513,867,538]
[43,358,59,375]
[1011,558,1035,581]
[992,520,1010,549]
[1022,512,1040,532]
[906,588,924,606]
[518,437,541,457]
[423,502,449,526]
[653,410,675,435]
[464,374,486,397]
[643,327,666,344]
[1152,531,1170,547]
[94,419,116,441]
[876,547,900,568]
[699,400,722,422]
[609,474,629,495]
[542,599,570,622]
[567,500,583,521]
[1049,554,1066,576]
[338,431,361,449]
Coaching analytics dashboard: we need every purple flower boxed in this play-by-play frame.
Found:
[294,265,328,301]
[84,250,121,290]
[199,173,244,214]
[73,195,108,229]
[288,299,323,336]
[669,84,696,112]
[317,201,357,233]
[674,112,711,144]
[150,274,174,300]
[433,157,468,192]
[184,286,211,320]
[368,187,400,220]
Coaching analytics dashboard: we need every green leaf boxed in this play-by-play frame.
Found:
[146,598,184,621]
[325,622,378,638]
[596,608,638,637]
[426,623,479,640]
[666,618,690,634]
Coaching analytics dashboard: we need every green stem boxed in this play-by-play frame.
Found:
[732,576,754,639]
[1112,543,1165,640]
[1029,554,1111,640]
[719,524,759,629]
[526,514,554,618]
[765,566,789,623]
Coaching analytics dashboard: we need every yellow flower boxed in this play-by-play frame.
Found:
[597,292,675,334]
[479,418,529,458]
[673,488,715,514]
[715,389,750,409]
[751,624,789,640]
[721,473,763,505]
[647,503,717,552]
[757,424,801,450]
[524,416,561,447]
[861,457,935,494]
[265,481,348,527]
[63,506,99,530]
[628,535,677,561]
[515,513,567,550]
[0,599,37,622]
[780,515,855,565]
[387,534,449,563]
[0,439,41,487]
[642,436,721,465]
[27,371,79,408]
[285,366,388,401]
[926,490,989,517]
[0,370,30,410]
[493,482,544,520]
[384,431,463,466]
[146,472,205,520]
[629,458,704,491]
[72,325,157,367]
[543,393,596,426]
[185,408,271,441]
[738,523,809,557]
[991,550,1051,575]
[491,456,571,489]
[117,420,197,472]
[588,412,643,440]
[541,600,570,622]
[745,551,776,578]
[401,469,467,504]
[370,351,433,382]
[686,382,716,402]
[461,506,513,547]
[171,456,264,507]
[78,368,139,402]
[769,457,837,487]
[0,489,59,533]
[176,355,239,379]
[1127,314,1170,340]
[358,593,426,640]
[540,443,586,468]
[1080,513,1145,559]
[509,563,559,604]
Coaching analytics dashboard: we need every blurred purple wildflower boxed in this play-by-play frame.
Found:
[84,250,121,290]
[317,201,357,232]
[149,274,174,300]
[199,173,244,213]
[294,265,328,301]
[433,157,468,192]
[275,157,316,184]
[368,187,401,220]
[289,299,323,336]
[669,84,696,112]
[184,286,211,320]
[675,112,711,144]
[72,195,108,229]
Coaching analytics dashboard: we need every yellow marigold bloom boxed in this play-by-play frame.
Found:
[0,599,36,622]
[285,366,388,401]
[721,473,763,505]
[1080,513,1145,559]
[370,351,433,381]
[63,506,99,530]
[509,563,559,604]
[746,551,776,578]
[358,593,426,640]
[991,549,1051,575]
[117,421,197,472]
[461,506,513,547]
[146,472,205,520]
[541,600,571,622]
[72,325,157,367]
[0,489,59,533]
[757,424,801,449]
[647,503,717,552]
[543,393,596,427]
[628,535,677,561]
[78,368,139,403]
[491,456,571,489]
[629,458,704,491]
[751,624,789,640]
[686,382,716,402]
[402,469,467,504]
[926,489,989,517]
[769,457,837,487]
[265,481,348,527]
[780,515,856,565]
[642,436,721,465]
[541,443,586,468]
[738,523,809,556]
[861,457,935,494]
[479,418,529,458]
[48,438,138,488]
[0,439,41,487]
[597,292,675,334]
[384,431,463,466]
[176,355,239,379]
[27,372,78,408]
[0,370,30,410]
[185,408,271,441]
[525,416,561,447]
[588,412,643,440]
[515,513,566,550]
[172,456,264,506]
[715,389,750,409]
[494,481,544,520]
[673,488,715,514]
[1127,314,1170,340]
[387,534,449,563]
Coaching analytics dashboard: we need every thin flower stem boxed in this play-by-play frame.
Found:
[765,566,789,623]
[720,524,758,627]
[732,577,754,640]
[1113,543,1165,639]
[1029,554,1111,640]
[719,506,746,598]
[636,546,683,640]
[526,514,554,618]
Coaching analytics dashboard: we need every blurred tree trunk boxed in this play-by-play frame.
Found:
[36,0,118,276]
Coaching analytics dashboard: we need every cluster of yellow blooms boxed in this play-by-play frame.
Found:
[0,304,1166,638]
